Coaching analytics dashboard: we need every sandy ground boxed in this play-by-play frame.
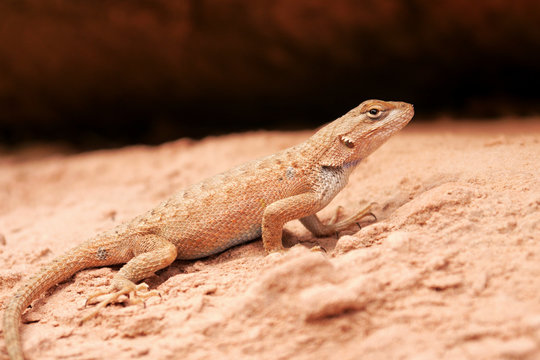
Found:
[1,119,540,360]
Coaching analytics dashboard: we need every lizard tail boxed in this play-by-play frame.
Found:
[3,240,101,360]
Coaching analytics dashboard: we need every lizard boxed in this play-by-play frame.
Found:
[2,99,414,360]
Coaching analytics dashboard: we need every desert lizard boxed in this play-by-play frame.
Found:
[3,99,414,360]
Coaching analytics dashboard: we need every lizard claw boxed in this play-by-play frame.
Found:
[367,212,377,222]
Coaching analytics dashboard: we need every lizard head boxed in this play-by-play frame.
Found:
[315,100,414,168]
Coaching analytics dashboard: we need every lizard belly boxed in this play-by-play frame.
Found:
[187,223,262,259]
[169,194,269,260]
[174,218,263,260]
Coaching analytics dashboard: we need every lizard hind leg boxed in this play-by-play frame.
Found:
[81,235,177,323]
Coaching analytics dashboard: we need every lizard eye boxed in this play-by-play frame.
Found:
[367,108,382,119]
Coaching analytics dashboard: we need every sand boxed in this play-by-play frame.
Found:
[1,120,539,359]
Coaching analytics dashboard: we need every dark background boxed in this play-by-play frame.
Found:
[1,0,539,148]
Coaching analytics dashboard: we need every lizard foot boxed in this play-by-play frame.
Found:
[330,202,377,233]
[81,281,160,324]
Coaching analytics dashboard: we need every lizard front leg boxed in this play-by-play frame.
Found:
[262,192,322,253]
[83,234,177,322]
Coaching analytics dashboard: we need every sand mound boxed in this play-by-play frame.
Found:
[1,120,539,359]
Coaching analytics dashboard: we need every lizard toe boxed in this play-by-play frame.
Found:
[331,202,378,232]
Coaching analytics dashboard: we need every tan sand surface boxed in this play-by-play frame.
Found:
[1,120,540,359]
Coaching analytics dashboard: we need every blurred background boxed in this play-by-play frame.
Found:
[1,0,539,148]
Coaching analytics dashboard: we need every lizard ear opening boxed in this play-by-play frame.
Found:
[318,135,356,167]
[339,135,355,148]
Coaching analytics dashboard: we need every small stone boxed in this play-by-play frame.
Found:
[384,231,410,252]
[483,136,507,147]
[0,233,6,246]
[424,274,463,291]
[471,272,488,294]
[524,314,540,329]
[200,284,217,295]
[424,255,449,271]
[498,338,537,358]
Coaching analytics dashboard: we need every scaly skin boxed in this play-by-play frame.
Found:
[3,99,414,360]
